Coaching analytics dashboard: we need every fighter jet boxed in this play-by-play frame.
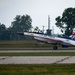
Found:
[17,32,75,50]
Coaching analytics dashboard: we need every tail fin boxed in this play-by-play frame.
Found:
[72,33,75,37]
[70,33,75,40]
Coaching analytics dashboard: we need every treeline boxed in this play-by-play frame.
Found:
[0,14,33,40]
[0,7,75,40]
[0,14,52,41]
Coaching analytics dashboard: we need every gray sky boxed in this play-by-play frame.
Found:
[0,0,75,34]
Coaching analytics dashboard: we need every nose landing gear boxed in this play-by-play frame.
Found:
[53,46,58,50]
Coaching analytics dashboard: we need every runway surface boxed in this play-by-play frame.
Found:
[0,50,75,64]
[0,50,75,53]
[0,56,75,64]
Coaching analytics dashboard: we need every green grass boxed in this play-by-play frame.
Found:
[0,43,53,50]
[0,52,75,56]
[0,44,75,50]
[0,64,75,75]
[0,44,52,48]
[0,40,75,50]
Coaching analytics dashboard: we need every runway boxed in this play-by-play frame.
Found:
[0,56,75,64]
[0,50,75,64]
[0,50,75,53]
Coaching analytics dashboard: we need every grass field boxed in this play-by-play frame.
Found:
[0,64,75,75]
[0,52,75,56]
[0,40,75,50]
[0,40,52,49]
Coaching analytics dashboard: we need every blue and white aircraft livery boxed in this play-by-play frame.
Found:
[17,32,75,50]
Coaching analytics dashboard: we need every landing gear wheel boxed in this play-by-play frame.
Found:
[53,46,57,50]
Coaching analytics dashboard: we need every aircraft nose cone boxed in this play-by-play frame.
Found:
[17,32,24,35]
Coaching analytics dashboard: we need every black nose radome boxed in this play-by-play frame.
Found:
[17,32,24,35]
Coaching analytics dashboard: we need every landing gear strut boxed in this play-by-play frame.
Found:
[53,46,58,50]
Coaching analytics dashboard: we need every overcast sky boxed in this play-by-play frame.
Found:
[0,0,75,34]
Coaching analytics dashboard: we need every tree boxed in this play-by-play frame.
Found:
[33,26,43,34]
[55,7,75,36]
[0,23,7,40]
[0,23,6,31]
[11,14,32,40]
[11,15,32,32]
[46,29,52,35]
